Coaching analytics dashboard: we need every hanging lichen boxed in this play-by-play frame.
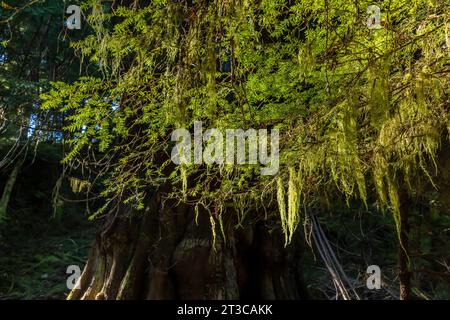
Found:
[69,177,91,194]
[276,175,288,244]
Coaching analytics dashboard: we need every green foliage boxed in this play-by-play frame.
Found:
[40,0,449,245]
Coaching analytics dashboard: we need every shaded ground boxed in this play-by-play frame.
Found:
[0,221,94,299]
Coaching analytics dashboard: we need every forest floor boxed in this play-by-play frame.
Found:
[0,220,95,299]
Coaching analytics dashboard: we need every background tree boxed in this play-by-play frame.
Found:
[0,0,85,221]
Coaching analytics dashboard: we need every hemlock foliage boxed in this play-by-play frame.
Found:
[42,0,448,240]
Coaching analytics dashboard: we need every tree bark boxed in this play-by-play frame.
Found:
[68,194,309,300]
[0,162,21,221]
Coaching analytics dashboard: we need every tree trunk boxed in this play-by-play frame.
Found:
[0,162,21,221]
[68,194,309,300]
